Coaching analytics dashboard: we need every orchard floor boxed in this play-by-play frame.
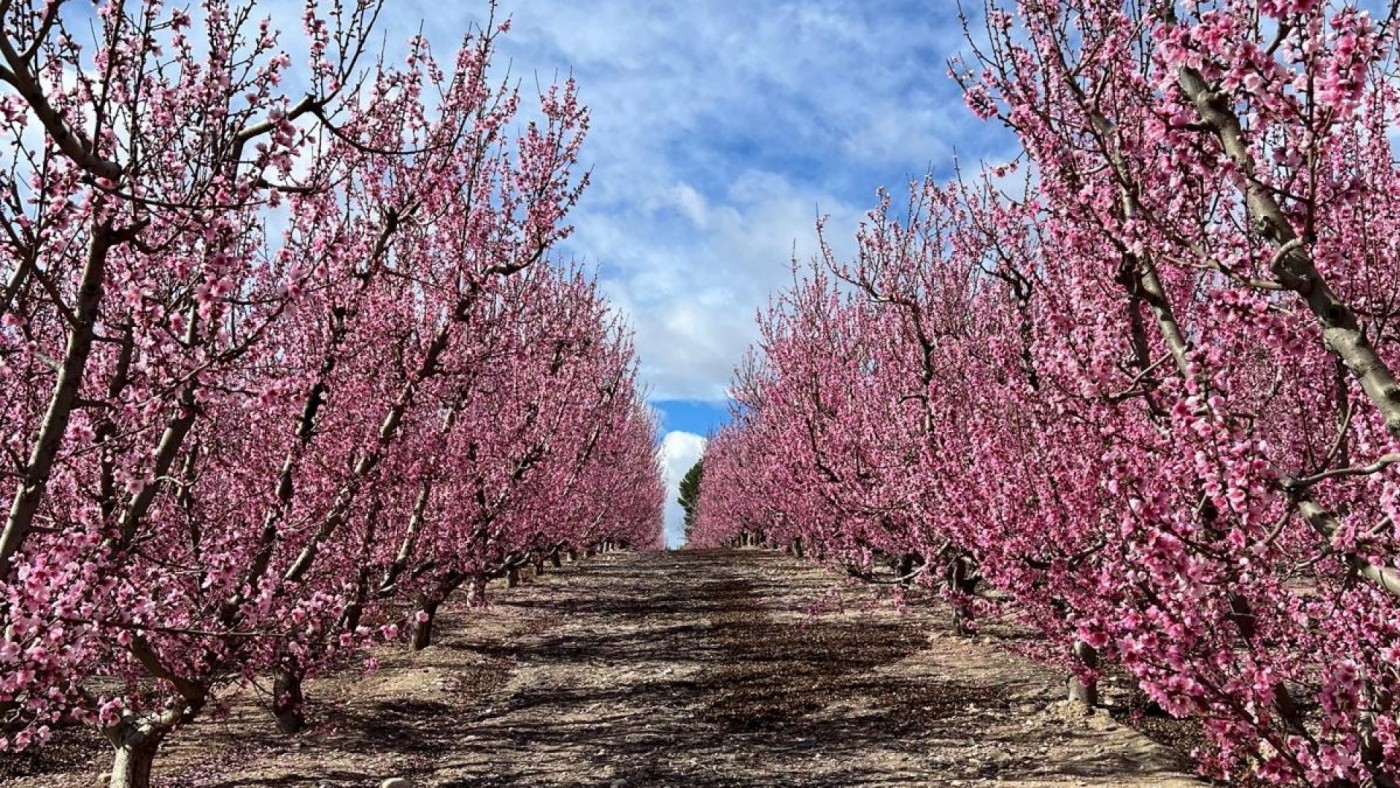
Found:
[7,549,1204,788]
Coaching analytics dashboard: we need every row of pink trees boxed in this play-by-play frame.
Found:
[0,3,662,786]
[696,0,1400,783]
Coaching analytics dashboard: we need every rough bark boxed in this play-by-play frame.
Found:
[411,598,440,651]
[1067,640,1099,708]
[0,36,123,182]
[107,739,158,788]
[102,713,172,788]
[272,667,305,734]
[946,554,979,636]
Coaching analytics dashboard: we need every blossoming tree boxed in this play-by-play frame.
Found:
[0,3,661,786]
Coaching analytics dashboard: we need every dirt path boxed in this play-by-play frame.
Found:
[7,549,1202,787]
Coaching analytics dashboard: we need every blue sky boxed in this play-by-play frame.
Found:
[262,0,1015,545]
[652,399,731,439]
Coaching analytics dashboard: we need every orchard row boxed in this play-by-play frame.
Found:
[0,3,662,787]
[695,1,1400,785]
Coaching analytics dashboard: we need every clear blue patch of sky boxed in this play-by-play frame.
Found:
[653,399,732,439]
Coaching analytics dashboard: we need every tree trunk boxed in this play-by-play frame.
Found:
[567,548,578,562]
[947,554,978,636]
[343,600,364,633]
[897,553,916,587]
[792,538,804,559]
[108,741,158,788]
[550,549,562,568]
[1068,640,1099,708]
[468,573,487,606]
[103,716,168,788]
[272,667,305,734]
[411,598,440,651]
[507,566,521,588]
[534,557,545,575]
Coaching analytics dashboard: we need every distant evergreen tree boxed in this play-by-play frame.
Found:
[678,458,704,540]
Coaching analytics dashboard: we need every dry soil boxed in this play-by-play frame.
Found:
[3,549,1205,787]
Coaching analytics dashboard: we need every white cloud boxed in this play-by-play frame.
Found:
[589,172,866,401]
[670,183,710,229]
[658,430,706,548]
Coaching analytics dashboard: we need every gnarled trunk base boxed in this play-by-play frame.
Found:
[1068,640,1099,708]
[103,716,170,788]
[273,667,305,734]
[411,598,440,651]
[946,554,978,636]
